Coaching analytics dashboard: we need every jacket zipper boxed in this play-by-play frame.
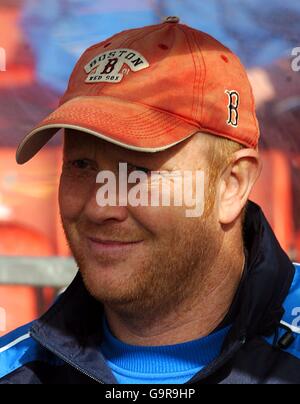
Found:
[31,332,105,384]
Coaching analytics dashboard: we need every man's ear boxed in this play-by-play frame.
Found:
[217,148,262,225]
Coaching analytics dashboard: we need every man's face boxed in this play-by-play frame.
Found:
[59,130,222,316]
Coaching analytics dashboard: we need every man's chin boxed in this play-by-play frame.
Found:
[82,283,146,315]
[79,265,142,305]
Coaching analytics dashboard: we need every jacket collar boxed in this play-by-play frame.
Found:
[230,201,295,340]
[30,201,295,383]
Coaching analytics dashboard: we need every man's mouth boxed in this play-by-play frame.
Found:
[87,236,144,255]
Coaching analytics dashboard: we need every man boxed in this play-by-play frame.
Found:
[0,17,299,384]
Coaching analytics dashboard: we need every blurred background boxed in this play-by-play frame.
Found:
[0,0,299,335]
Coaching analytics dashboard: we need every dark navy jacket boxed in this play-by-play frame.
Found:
[0,201,300,384]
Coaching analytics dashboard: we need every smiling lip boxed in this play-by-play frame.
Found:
[87,237,144,254]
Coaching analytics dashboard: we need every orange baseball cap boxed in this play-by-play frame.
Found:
[16,16,259,164]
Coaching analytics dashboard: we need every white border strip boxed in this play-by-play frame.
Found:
[0,256,77,287]
[280,321,300,335]
[0,333,30,354]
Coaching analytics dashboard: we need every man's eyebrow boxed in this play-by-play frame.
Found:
[63,146,94,155]
[124,159,183,174]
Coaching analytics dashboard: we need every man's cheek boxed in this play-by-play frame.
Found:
[129,206,175,235]
[60,195,82,220]
[59,180,86,219]
[61,218,82,253]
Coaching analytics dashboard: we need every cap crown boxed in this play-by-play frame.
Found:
[61,20,259,148]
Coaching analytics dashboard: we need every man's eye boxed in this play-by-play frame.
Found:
[71,159,94,170]
[136,166,151,175]
[128,163,151,175]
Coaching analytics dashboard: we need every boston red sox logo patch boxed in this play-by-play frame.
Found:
[84,48,149,84]
[225,90,240,127]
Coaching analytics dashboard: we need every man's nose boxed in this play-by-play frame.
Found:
[82,181,129,225]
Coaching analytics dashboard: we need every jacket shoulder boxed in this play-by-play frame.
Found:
[0,322,44,380]
[265,263,300,360]
[281,263,300,334]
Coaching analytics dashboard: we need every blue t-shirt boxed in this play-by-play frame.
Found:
[100,317,230,384]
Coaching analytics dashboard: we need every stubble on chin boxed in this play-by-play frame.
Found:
[64,217,218,320]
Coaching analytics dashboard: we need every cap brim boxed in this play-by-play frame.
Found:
[16,95,200,164]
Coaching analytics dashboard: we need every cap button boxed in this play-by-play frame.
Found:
[163,16,180,24]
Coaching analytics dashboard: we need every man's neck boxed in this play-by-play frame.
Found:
[104,245,245,347]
